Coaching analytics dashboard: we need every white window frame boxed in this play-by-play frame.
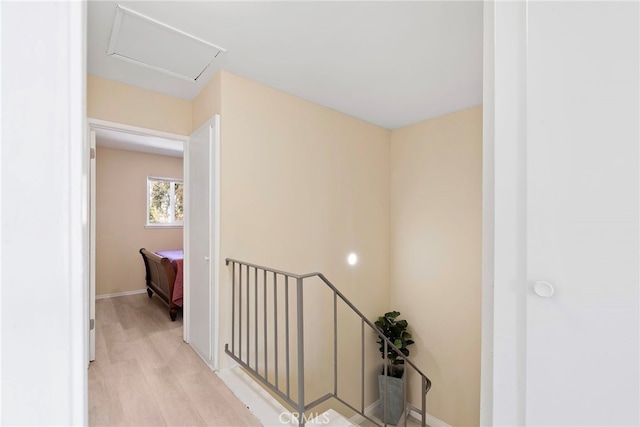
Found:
[146,176,183,227]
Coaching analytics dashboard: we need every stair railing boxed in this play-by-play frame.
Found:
[225,258,432,427]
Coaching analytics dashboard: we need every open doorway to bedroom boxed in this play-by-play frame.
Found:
[87,118,224,424]
[88,120,188,362]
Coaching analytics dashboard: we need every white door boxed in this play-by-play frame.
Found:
[525,2,639,424]
[185,116,220,367]
[487,1,639,425]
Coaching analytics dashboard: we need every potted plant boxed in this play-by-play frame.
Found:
[375,311,415,425]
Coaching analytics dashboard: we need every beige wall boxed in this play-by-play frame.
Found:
[87,75,192,135]
[390,106,482,427]
[216,71,391,411]
[96,146,184,296]
[192,72,222,130]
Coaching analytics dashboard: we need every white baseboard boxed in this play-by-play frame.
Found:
[96,288,147,299]
[407,406,451,427]
[349,401,451,427]
[217,365,293,426]
[348,400,380,425]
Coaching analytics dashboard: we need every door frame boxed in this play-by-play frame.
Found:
[89,129,96,362]
[481,1,527,425]
[1,1,86,423]
[86,118,192,343]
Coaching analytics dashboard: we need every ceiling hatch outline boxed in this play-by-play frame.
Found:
[107,4,226,82]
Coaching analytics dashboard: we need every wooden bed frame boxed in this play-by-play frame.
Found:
[139,248,179,321]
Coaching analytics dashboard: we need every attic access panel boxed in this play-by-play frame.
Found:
[107,4,225,82]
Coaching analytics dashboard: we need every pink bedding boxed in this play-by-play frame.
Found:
[155,250,184,307]
[172,259,183,306]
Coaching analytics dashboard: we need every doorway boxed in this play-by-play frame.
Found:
[88,120,187,360]
[87,117,221,369]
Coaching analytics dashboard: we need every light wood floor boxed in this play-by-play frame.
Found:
[89,293,262,426]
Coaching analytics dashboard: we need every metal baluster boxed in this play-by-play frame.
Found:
[361,318,365,414]
[255,267,259,371]
[239,263,242,359]
[333,290,337,396]
[404,368,408,427]
[285,276,290,398]
[231,262,235,354]
[296,277,305,427]
[421,377,427,427]
[264,269,268,380]
[224,258,432,425]
[384,340,388,427]
[246,265,250,366]
[274,272,278,389]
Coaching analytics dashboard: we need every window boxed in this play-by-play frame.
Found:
[147,176,183,226]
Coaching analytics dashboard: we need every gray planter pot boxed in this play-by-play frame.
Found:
[378,368,405,425]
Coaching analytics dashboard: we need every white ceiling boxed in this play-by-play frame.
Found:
[88,1,483,130]
[95,128,184,157]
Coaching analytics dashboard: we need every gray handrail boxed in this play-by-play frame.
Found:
[315,272,432,383]
[224,258,432,427]
[225,257,321,279]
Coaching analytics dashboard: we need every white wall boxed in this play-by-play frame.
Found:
[0,2,87,425]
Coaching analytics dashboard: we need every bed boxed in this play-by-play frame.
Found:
[139,248,184,321]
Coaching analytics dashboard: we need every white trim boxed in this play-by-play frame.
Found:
[348,400,380,425]
[217,366,291,427]
[205,120,217,364]
[69,2,88,424]
[0,1,4,420]
[348,401,452,427]
[147,175,183,182]
[89,129,96,362]
[96,289,147,300]
[87,118,188,142]
[207,122,214,363]
[407,407,451,427]
[88,118,189,350]
[183,129,191,344]
[212,114,221,370]
[480,1,495,425]
[482,2,528,425]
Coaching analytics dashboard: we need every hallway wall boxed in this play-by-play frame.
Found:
[390,106,482,426]
[215,71,392,412]
[87,75,192,135]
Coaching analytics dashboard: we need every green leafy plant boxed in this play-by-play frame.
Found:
[375,311,415,378]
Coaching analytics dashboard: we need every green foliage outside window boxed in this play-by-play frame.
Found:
[148,178,183,225]
[175,182,184,221]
